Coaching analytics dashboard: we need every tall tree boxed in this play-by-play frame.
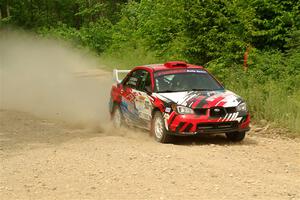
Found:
[0,0,10,19]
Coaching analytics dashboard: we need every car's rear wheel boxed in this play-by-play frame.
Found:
[226,131,246,142]
[151,112,172,143]
[112,105,123,128]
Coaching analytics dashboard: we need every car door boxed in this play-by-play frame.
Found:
[120,70,140,125]
[120,69,153,128]
[134,70,153,129]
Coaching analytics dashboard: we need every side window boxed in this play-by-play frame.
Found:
[124,71,138,89]
[139,71,151,92]
[123,70,150,91]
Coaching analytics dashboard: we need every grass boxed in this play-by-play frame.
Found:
[100,46,162,70]
[218,69,300,136]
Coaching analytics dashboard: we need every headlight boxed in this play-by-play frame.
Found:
[171,104,194,114]
[236,102,247,112]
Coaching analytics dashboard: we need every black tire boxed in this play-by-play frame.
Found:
[226,131,246,142]
[151,112,172,143]
[111,105,123,128]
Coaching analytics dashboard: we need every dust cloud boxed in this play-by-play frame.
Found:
[0,30,112,128]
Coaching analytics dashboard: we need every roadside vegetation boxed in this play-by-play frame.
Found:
[1,0,299,135]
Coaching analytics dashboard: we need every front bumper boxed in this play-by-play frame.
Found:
[166,113,250,135]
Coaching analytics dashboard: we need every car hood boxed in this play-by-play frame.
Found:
[153,90,243,108]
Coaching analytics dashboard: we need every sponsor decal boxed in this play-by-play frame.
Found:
[155,68,207,77]
[214,108,221,112]
[186,69,207,74]
[165,107,171,113]
[133,92,153,121]
[155,69,187,77]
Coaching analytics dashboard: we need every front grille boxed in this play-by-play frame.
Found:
[225,107,237,113]
[197,122,238,132]
[209,107,236,118]
[210,107,226,118]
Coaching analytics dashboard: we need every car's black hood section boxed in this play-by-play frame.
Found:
[153,90,243,108]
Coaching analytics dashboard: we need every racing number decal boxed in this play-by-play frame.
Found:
[135,95,146,110]
[135,92,152,121]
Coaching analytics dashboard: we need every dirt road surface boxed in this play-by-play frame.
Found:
[1,109,300,200]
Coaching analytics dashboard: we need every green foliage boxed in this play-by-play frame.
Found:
[1,0,125,29]
[183,0,249,64]
[3,0,299,61]
[109,0,187,61]
[38,24,80,42]
[38,19,112,53]
[248,0,300,50]
[78,19,113,53]
[101,45,161,70]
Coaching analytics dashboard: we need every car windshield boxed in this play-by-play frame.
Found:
[154,69,224,93]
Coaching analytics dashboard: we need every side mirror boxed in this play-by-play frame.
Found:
[145,86,152,94]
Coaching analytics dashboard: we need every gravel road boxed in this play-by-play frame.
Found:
[1,110,300,200]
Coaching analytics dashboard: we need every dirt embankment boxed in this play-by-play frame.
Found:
[0,31,300,200]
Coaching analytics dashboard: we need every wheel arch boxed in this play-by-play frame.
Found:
[151,107,161,119]
[109,98,121,115]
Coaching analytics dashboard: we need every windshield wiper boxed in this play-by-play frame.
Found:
[157,89,188,93]
[191,88,213,91]
[157,90,178,93]
[157,88,221,93]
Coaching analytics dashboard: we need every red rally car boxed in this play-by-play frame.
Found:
[109,61,250,143]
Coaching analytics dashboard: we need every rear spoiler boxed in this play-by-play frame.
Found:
[113,69,131,83]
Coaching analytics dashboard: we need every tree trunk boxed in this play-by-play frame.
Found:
[30,0,34,23]
[46,0,49,25]
[0,0,9,19]
[74,3,81,29]
[6,0,9,17]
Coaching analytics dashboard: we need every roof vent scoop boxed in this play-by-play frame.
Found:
[164,61,187,68]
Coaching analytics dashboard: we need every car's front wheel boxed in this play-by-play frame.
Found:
[226,131,246,142]
[112,105,123,128]
[151,112,172,143]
